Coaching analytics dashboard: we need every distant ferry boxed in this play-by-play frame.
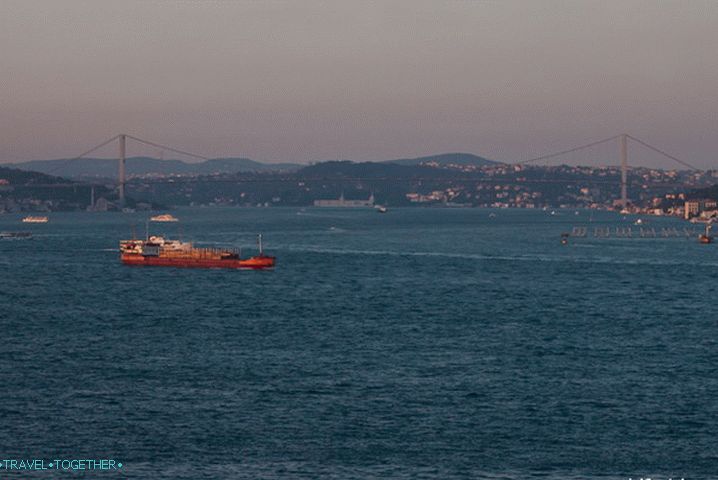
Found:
[120,234,275,269]
[0,231,32,239]
[690,217,716,224]
[150,214,179,222]
[22,216,48,223]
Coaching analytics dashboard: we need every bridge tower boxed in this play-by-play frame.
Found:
[619,133,628,209]
[118,133,126,205]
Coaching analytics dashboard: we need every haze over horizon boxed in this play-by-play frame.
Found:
[2,0,717,169]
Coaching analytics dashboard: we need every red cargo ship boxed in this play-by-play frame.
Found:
[120,234,275,269]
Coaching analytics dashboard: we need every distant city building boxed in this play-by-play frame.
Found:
[685,200,700,219]
[684,199,717,219]
[87,197,110,212]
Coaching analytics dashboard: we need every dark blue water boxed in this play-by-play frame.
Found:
[2,208,716,479]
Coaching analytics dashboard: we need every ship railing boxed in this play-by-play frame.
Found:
[159,247,242,259]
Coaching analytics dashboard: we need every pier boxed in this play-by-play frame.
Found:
[569,226,699,239]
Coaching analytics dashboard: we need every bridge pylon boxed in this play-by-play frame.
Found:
[620,133,628,209]
[118,133,126,206]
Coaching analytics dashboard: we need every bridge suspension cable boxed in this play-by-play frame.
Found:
[625,134,699,171]
[515,135,621,165]
[125,134,210,161]
[26,134,121,183]
[18,132,703,205]
[33,133,209,180]
[515,133,699,171]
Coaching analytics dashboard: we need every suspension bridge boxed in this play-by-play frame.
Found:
[515,133,700,209]
[17,133,702,208]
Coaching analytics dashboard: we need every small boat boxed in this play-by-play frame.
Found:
[22,216,48,223]
[150,214,179,222]
[698,225,713,244]
[560,232,570,245]
[376,205,388,213]
[0,231,32,239]
[634,218,646,225]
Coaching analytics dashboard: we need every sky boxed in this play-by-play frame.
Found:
[1,0,717,168]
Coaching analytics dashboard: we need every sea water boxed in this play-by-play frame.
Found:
[1,207,716,479]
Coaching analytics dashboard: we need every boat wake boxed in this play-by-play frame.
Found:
[280,245,718,267]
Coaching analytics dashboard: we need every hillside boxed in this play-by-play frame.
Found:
[384,152,499,167]
[0,165,72,185]
[0,165,116,212]
[689,183,718,200]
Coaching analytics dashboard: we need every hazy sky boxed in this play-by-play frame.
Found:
[1,0,717,168]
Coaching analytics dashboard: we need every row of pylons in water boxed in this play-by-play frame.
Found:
[570,226,700,238]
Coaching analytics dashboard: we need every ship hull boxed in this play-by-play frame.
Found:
[121,254,275,269]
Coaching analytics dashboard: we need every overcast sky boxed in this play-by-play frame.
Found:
[1,0,717,168]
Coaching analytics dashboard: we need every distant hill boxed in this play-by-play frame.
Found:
[297,160,461,179]
[383,153,500,167]
[8,152,499,179]
[11,157,301,178]
[298,153,499,177]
